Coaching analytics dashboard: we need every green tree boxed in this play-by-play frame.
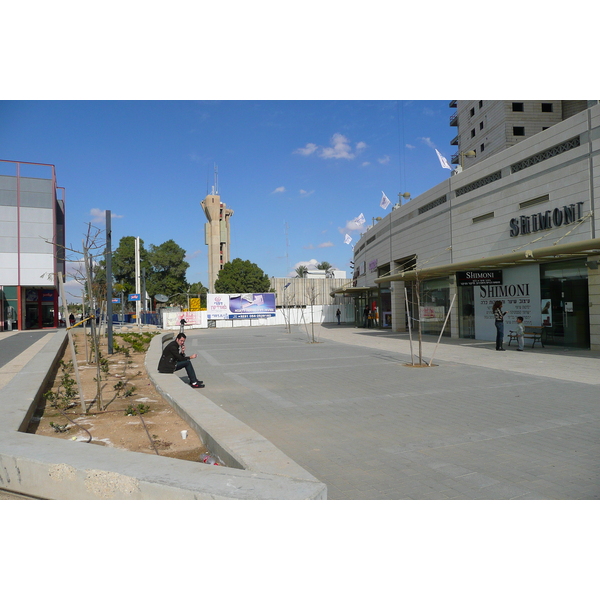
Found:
[146,239,190,302]
[214,258,270,294]
[112,236,150,295]
[316,261,332,272]
[295,265,308,278]
[188,281,208,308]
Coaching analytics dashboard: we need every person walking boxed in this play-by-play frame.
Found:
[158,332,204,388]
[336,308,341,325]
[493,300,507,351]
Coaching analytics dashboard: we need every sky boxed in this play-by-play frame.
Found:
[0,99,457,299]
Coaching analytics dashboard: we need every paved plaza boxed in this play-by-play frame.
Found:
[183,323,600,500]
[2,324,599,500]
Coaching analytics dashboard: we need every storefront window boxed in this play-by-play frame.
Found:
[540,259,589,348]
[415,278,451,337]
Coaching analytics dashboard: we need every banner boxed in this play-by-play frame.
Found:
[207,293,276,320]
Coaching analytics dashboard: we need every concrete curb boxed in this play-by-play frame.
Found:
[0,330,326,500]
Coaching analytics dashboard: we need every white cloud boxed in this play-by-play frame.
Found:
[418,136,436,149]
[295,133,366,161]
[294,142,318,156]
[378,155,391,165]
[299,189,314,196]
[406,143,416,150]
[318,241,334,248]
[185,249,202,260]
[361,161,370,167]
[338,218,367,235]
[320,133,356,160]
[90,208,123,223]
[272,186,286,193]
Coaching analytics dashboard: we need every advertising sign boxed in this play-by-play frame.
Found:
[207,293,276,320]
[128,293,140,301]
[474,264,541,341]
[456,270,503,286]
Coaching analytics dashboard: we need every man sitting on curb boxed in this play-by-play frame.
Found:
[158,332,204,388]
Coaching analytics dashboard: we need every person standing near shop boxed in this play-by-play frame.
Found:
[493,300,507,351]
[363,305,370,328]
[515,316,525,351]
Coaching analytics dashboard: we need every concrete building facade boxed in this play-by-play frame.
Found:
[343,101,600,350]
[450,100,589,168]
[0,160,65,331]
[201,193,233,293]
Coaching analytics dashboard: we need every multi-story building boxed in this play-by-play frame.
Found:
[341,101,600,349]
[450,100,589,168]
[201,191,234,293]
[0,160,66,330]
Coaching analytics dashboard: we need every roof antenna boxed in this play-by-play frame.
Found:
[211,163,219,195]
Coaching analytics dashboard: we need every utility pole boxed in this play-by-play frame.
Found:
[106,210,113,354]
[135,236,141,332]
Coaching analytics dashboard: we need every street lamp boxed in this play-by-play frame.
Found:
[459,150,476,169]
[398,192,411,206]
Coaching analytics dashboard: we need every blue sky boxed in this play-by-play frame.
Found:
[0,99,457,298]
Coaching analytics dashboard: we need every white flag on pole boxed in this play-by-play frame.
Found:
[344,234,352,245]
[380,191,391,210]
[353,213,365,226]
[435,149,452,170]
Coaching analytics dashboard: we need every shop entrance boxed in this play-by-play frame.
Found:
[25,288,58,330]
[540,260,589,348]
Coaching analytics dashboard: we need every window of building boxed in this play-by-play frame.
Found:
[472,212,494,224]
[513,126,525,136]
[479,121,484,130]
[541,103,553,113]
[471,128,476,138]
[512,102,524,112]
[480,143,485,153]
[470,107,475,117]
[479,100,483,108]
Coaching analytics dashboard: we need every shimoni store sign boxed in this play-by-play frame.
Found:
[509,202,584,237]
[456,271,502,286]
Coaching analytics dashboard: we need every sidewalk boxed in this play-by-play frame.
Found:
[182,323,600,499]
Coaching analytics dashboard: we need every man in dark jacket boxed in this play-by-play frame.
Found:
[158,333,204,388]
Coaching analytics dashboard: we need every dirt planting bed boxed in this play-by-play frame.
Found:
[27,328,207,462]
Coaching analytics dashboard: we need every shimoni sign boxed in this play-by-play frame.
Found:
[509,202,584,237]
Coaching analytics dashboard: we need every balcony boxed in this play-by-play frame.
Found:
[450,112,458,126]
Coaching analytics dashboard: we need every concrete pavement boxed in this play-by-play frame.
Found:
[2,323,599,499]
[182,323,600,499]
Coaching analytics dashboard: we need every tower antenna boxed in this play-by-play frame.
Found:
[212,163,218,195]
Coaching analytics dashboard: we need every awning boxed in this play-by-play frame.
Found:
[374,238,600,283]
[330,285,376,298]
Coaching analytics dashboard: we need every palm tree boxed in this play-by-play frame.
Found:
[295,265,308,278]
[317,262,335,278]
